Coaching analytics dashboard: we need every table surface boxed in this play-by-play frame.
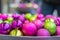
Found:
[0,35,60,40]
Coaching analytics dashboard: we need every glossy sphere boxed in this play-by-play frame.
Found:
[10,30,23,36]
[44,19,56,35]
[18,14,25,22]
[12,14,19,19]
[33,19,44,29]
[24,20,29,24]
[17,20,22,28]
[46,15,53,19]
[37,14,44,19]
[4,23,10,30]
[37,29,50,36]
[56,17,60,26]
[29,17,36,22]
[0,23,10,34]
[0,20,3,23]
[2,14,8,20]
[25,13,32,20]
[56,26,60,35]
[11,20,17,29]
[7,17,13,24]
[22,23,37,36]
[45,18,55,23]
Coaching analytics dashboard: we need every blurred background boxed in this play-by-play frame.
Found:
[0,0,58,16]
[1,0,40,13]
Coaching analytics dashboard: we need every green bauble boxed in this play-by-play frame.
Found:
[33,14,38,19]
[44,19,56,35]
[29,17,36,22]
[45,18,55,23]
[0,20,3,23]
[7,17,13,24]
[25,13,32,20]
[10,30,22,36]
[4,20,10,24]
[10,30,16,36]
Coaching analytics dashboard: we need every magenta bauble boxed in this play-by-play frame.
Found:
[18,14,25,22]
[17,20,22,28]
[12,14,19,19]
[33,19,44,29]
[37,29,50,36]
[37,14,44,19]
[24,20,29,24]
[2,14,8,20]
[56,17,60,26]
[22,23,37,36]
[46,15,53,19]
[56,26,60,35]
[4,23,10,30]
[11,20,17,29]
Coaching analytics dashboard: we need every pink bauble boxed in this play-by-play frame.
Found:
[12,14,19,19]
[24,20,29,24]
[40,17,45,22]
[4,23,10,30]
[0,14,2,18]
[37,14,44,19]
[17,20,22,28]
[37,29,50,36]
[0,29,10,34]
[46,15,57,23]
[55,20,60,26]
[56,17,60,26]
[57,17,60,21]
[2,14,8,20]
[33,19,44,29]
[46,15,53,19]
[22,23,37,36]
[56,26,60,35]
[11,20,17,29]
[0,23,3,30]
[18,14,25,22]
